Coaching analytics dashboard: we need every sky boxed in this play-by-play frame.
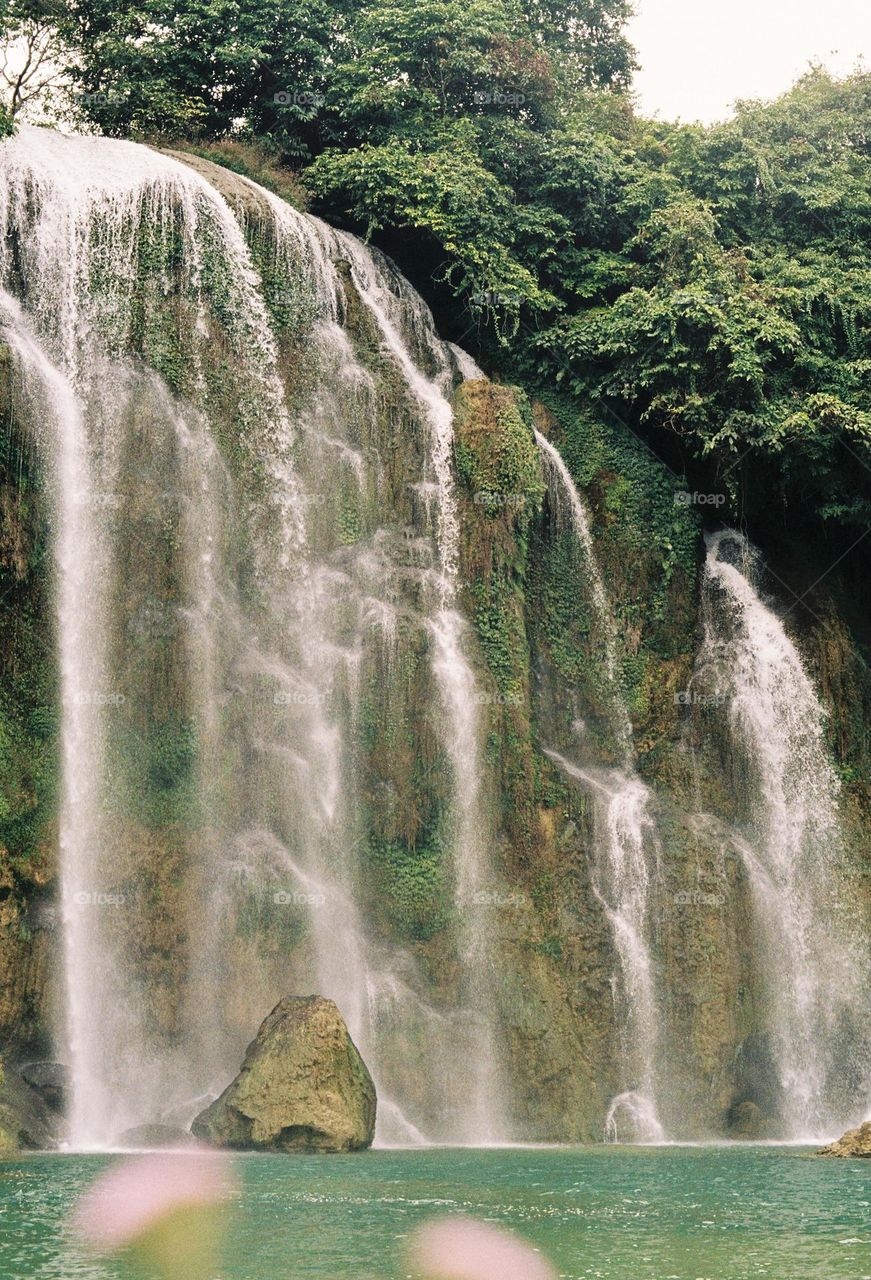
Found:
[628,0,869,123]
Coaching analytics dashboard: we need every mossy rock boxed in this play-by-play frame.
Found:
[192,996,376,1153]
[453,379,545,526]
[819,1121,871,1158]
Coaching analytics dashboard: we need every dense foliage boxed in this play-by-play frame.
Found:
[2,1,870,547]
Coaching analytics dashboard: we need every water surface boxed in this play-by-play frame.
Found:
[2,1145,870,1279]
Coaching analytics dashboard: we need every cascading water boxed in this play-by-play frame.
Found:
[700,530,871,1138]
[0,126,508,1147]
[333,239,506,1142]
[0,292,116,1145]
[535,430,666,1143]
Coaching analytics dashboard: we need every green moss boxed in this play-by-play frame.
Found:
[172,140,307,210]
[523,393,701,772]
[452,381,545,856]
[365,835,451,941]
[453,380,545,526]
[534,936,564,961]
[0,689,57,869]
[108,715,201,830]
[470,576,525,701]
[0,382,58,875]
[338,502,361,545]
[535,391,699,627]
[233,881,311,952]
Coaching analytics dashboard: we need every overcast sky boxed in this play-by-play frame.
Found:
[628,0,869,123]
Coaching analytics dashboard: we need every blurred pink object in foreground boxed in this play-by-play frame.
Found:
[73,1149,236,1252]
[407,1217,557,1280]
[72,1148,237,1279]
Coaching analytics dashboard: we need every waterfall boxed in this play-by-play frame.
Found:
[0,126,508,1147]
[534,431,629,742]
[700,530,871,1138]
[535,431,666,1143]
[328,233,507,1141]
[0,292,116,1145]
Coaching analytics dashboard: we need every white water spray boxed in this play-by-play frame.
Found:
[0,127,509,1148]
[700,529,870,1138]
[536,431,666,1141]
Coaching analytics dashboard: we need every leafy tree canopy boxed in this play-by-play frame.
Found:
[1,0,869,544]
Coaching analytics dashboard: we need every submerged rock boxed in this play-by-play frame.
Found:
[192,997,376,1153]
[0,1063,58,1152]
[818,1121,871,1158]
[116,1123,197,1149]
[20,1061,68,1113]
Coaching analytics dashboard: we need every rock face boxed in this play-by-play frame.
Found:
[818,1121,871,1158]
[727,1100,765,1138]
[192,997,376,1153]
[3,132,871,1146]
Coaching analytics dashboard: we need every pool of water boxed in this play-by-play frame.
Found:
[1,1145,870,1279]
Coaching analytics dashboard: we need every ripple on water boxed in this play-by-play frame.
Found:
[1,1146,871,1280]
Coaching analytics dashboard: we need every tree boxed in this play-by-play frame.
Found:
[0,0,68,123]
[524,0,637,91]
[8,0,869,544]
[323,0,557,139]
[56,0,352,151]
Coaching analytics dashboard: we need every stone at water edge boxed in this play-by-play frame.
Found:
[191,996,376,1153]
[818,1121,871,1158]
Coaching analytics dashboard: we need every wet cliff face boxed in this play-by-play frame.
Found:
[0,347,58,1057]
[0,131,869,1144]
[451,382,871,1140]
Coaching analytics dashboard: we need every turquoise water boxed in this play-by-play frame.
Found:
[2,1146,870,1279]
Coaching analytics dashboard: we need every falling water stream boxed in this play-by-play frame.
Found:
[333,237,506,1141]
[700,530,871,1138]
[0,126,505,1148]
[534,431,666,1142]
[2,125,866,1153]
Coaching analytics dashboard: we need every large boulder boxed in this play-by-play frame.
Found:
[192,997,376,1153]
[818,1121,871,1158]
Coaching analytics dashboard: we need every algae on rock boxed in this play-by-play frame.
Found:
[192,996,376,1153]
